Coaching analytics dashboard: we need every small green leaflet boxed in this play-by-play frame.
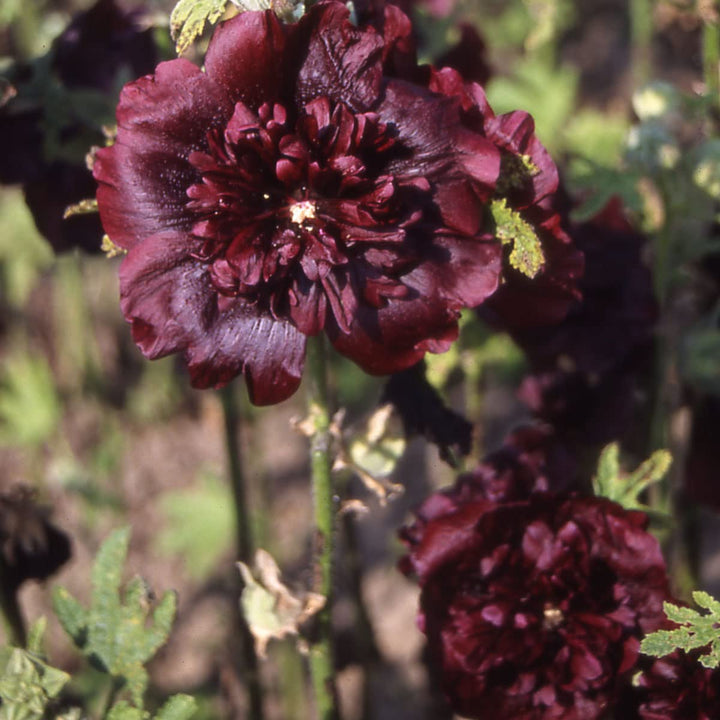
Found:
[490,198,544,278]
[641,591,720,669]
[170,0,229,55]
[592,442,672,512]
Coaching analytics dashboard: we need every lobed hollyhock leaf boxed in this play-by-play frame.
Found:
[642,592,720,669]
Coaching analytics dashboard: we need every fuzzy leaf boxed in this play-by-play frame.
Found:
[641,594,720,668]
[52,588,88,646]
[26,619,47,657]
[52,527,178,707]
[490,198,544,278]
[170,0,229,55]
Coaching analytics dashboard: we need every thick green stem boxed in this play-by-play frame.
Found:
[306,336,339,720]
[630,0,653,87]
[703,10,720,106]
[219,385,264,720]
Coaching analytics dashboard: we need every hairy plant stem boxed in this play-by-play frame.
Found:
[219,385,264,720]
[306,336,339,720]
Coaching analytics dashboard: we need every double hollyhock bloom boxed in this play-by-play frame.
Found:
[93,1,578,404]
[400,443,670,720]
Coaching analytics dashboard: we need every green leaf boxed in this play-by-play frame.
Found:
[170,0,229,54]
[593,443,620,496]
[52,588,88,646]
[52,527,178,708]
[154,694,197,720]
[490,198,544,278]
[0,642,70,720]
[592,443,672,511]
[26,619,47,657]
[641,594,720,668]
[106,702,145,720]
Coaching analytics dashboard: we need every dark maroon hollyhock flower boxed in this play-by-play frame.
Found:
[94,2,509,404]
[427,68,584,329]
[0,486,71,592]
[0,0,157,252]
[381,360,473,464]
[401,491,670,720]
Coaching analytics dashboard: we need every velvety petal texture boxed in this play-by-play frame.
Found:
[400,449,671,720]
[94,1,568,404]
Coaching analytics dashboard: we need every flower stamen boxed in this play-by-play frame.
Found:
[289,200,317,226]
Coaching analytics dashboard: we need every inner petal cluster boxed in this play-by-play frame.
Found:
[185,97,421,335]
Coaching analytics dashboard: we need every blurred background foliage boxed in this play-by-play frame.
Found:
[0,0,719,718]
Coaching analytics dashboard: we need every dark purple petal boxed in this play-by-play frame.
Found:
[94,59,232,249]
[204,9,287,110]
[119,232,305,404]
[294,2,384,110]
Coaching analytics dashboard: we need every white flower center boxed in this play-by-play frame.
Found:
[289,200,317,226]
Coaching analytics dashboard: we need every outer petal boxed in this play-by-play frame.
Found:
[119,233,306,405]
[94,59,232,249]
[293,1,384,110]
[204,9,287,110]
[185,304,306,405]
[406,234,502,308]
[380,79,500,193]
[485,111,558,204]
[326,287,459,374]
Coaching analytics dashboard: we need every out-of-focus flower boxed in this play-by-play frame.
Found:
[487,198,656,488]
[0,486,71,592]
[499,196,656,375]
[401,483,670,719]
[624,650,720,719]
[0,0,157,252]
[93,2,535,404]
